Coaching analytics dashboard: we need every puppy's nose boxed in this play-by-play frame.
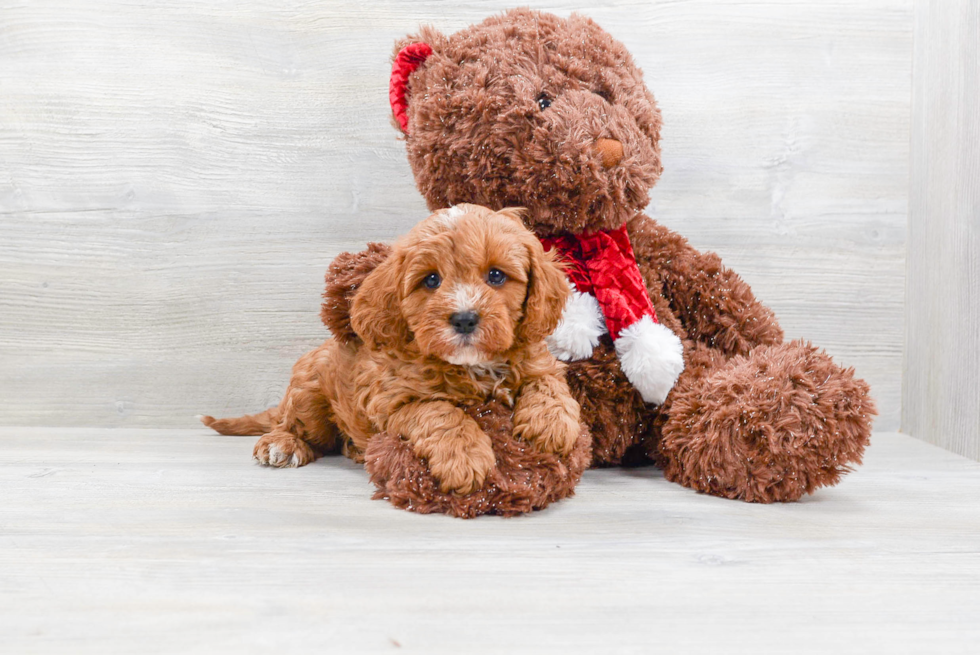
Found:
[450,311,479,335]
[595,138,624,168]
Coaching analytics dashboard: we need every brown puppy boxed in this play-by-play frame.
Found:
[202,204,577,494]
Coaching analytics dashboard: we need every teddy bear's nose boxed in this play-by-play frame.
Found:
[595,138,624,168]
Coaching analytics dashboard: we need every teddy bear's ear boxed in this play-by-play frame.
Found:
[389,28,446,135]
[389,42,433,135]
[350,250,412,350]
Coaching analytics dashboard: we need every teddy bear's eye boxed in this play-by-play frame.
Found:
[536,92,552,111]
[423,272,441,289]
[486,268,507,287]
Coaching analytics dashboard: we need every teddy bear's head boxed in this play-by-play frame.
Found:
[390,9,663,236]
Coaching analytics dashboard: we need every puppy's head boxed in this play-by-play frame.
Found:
[350,204,568,364]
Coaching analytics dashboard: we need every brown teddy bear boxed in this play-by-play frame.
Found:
[344,8,876,507]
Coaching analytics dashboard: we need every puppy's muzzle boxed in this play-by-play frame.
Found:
[450,311,480,335]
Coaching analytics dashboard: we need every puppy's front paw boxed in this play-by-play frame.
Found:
[513,384,581,457]
[514,409,580,457]
[253,432,316,468]
[424,426,496,495]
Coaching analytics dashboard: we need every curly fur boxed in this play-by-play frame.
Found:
[366,8,877,502]
[203,205,588,512]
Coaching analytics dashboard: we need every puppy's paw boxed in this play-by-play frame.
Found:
[424,427,496,495]
[514,408,582,455]
[512,376,582,457]
[253,432,316,468]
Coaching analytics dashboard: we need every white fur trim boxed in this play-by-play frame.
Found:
[614,315,685,405]
[546,289,607,361]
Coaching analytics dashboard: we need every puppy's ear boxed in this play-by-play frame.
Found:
[515,232,570,345]
[350,251,411,349]
[495,206,527,225]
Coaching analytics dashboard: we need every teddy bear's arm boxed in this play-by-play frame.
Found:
[321,243,393,343]
[626,213,784,357]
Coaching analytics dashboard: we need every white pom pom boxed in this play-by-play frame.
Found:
[546,289,607,361]
[614,315,685,404]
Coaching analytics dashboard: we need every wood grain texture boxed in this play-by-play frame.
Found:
[903,0,980,460]
[0,428,978,653]
[0,1,910,428]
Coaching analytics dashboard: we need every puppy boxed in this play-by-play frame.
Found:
[202,204,580,494]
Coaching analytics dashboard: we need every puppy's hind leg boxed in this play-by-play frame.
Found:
[205,344,341,468]
[252,388,339,469]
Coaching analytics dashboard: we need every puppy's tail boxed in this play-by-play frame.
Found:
[198,408,279,436]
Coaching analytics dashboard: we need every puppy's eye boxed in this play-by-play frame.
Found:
[486,268,507,287]
[422,272,441,289]
[536,92,552,111]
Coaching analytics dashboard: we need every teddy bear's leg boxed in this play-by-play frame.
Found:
[656,340,876,502]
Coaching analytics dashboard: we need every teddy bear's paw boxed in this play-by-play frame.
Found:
[546,289,606,361]
[659,340,876,502]
[614,316,685,404]
[253,432,316,468]
[321,243,392,344]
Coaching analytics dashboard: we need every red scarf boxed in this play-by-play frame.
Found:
[540,224,659,341]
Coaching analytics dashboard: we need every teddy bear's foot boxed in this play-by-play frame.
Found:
[364,400,592,518]
[658,340,876,503]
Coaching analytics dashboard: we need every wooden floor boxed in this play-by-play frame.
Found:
[1,429,978,654]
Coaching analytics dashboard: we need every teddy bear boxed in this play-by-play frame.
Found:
[344,7,876,506]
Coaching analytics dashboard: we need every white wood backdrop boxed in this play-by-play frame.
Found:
[904,0,980,460]
[0,0,911,429]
